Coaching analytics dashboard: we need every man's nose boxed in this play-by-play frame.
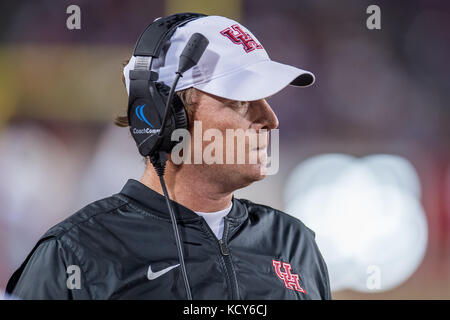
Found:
[251,99,279,130]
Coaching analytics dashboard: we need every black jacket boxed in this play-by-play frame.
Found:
[6,179,331,300]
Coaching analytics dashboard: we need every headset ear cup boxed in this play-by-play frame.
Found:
[155,82,188,130]
[169,94,189,152]
[128,97,162,157]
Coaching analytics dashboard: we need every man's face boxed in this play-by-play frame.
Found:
[179,89,279,192]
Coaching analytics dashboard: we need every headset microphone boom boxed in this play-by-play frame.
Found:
[150,32,208,300]
[127,13,209,300]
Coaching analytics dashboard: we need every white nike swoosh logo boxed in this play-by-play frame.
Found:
[147,264,180,280]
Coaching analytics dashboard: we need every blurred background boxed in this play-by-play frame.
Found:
[0,0,449,299]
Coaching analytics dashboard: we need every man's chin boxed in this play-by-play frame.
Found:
[241,163,268,184]
[202,163,269,191]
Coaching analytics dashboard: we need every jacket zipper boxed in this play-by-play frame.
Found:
[217,218,240,299]
[218,239,229,255]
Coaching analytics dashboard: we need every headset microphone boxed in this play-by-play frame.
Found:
[178,33,210,74]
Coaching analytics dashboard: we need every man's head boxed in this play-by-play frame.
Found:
[119,14,315,192]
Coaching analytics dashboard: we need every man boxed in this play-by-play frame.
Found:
[6,14,331,300]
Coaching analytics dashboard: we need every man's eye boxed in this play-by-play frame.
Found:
[235,101,249,108]
[228,101,241,107]
[226,100,249,109]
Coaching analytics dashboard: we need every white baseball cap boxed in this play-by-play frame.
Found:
[124,15,315,101]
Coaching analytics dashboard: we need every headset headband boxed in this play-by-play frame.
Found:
[133,13,207,57]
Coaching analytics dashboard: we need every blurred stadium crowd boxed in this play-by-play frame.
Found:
[0,0,449,299]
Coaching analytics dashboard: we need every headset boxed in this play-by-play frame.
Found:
[127,13,209,300]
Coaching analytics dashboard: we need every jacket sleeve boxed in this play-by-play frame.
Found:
[301,225,332,300]
[312,238,332,300]
[6,237,91,300]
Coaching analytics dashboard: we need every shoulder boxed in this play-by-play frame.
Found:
[41,194,128,240]
[34,194,131,263]
[235,198,316,239]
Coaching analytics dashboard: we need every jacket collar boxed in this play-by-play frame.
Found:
[119,179,248,223]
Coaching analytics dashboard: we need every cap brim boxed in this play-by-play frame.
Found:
[193,60,315,101]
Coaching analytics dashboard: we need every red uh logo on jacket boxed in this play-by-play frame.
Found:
[272,259,306,293]
[220,24,263,53]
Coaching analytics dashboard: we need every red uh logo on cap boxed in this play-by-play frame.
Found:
[220,24,263,53]
[272,259,306,293]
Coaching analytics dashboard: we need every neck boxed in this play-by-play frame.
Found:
[139,158,233,213]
